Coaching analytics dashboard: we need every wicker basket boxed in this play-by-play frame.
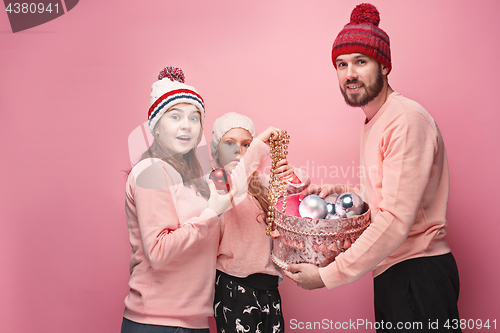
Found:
[270,194,371,268]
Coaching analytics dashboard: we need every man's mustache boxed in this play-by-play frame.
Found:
[345,79,360,85]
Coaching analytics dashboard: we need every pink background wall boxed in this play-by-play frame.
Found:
[1,0,499,332]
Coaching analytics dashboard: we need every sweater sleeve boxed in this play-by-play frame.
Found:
[286,167,310,194]
[319,110,439,289]
[132,159,218,269]
[233,136,311,195]
[230,138,270,202]
[259,166,311,195]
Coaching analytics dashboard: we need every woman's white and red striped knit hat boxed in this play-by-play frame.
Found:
[148,67,205,134]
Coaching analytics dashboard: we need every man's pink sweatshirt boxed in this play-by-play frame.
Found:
[319,92,451,289]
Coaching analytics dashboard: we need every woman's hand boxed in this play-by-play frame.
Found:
[207,179,238,216]
[256,126,285,144]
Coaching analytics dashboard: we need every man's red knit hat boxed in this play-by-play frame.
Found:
[332,3,391,74]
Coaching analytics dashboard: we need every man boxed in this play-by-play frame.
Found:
[284,3,461,332]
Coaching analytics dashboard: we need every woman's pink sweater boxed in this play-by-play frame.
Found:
[123,158,219,328]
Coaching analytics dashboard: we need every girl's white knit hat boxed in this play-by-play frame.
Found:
[148,67,205,134]
[211,112,256,159]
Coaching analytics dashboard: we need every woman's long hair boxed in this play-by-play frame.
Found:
[247,171,270,223]
[140,130,210,199]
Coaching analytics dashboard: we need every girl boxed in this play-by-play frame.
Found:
[211,112,309,333]
[121,67,235,333]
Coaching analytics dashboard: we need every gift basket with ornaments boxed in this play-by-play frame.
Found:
[266,132,371,269]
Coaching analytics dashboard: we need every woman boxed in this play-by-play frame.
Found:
[121,67,235,333]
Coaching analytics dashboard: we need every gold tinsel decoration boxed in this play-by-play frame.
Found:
[266,130,290,236]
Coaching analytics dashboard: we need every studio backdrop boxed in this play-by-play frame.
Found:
[1,0,499,332]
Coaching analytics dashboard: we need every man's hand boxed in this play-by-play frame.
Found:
[283,263,326,290]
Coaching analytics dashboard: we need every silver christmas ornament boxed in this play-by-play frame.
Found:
[326,202,335,215]
[299,194,328,219]
[335,192,365,218]
[325,213,340,219]
[325,194,339,215]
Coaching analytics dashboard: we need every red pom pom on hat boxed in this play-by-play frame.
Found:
[158,66,185,83]
[350,3,380,26]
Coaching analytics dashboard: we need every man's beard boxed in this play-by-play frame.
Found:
[340,68,384,107]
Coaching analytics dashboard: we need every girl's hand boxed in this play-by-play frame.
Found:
[256,126,285,144]
[273,159,295,180]
[207,179,238,216]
